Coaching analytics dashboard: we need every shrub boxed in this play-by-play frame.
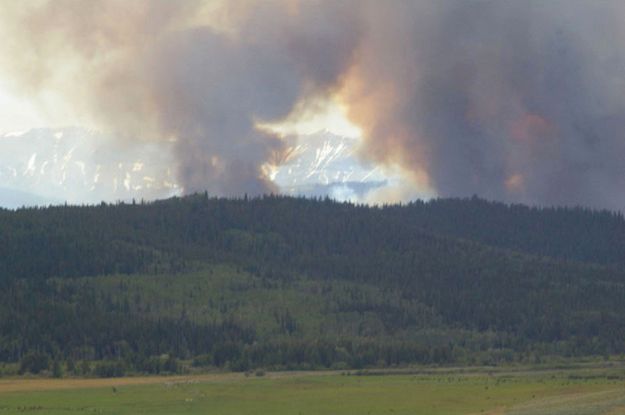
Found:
[94,361,126,378]
[19,352,50,375]
[192,354,213,368]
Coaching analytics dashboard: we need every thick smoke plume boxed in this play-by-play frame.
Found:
[2,1,625,209]
[344,1,625,210]
[0,0,359,196]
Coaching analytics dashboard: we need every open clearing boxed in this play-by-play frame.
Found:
[0,365,624,414]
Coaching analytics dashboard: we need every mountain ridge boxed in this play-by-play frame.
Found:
[0,128,387,207]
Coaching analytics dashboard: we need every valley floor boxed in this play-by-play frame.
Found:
[1,364,624,414]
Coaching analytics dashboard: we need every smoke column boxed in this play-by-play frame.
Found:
[2,1,625,209]
[0,0,359,196]
[343,1,625,210]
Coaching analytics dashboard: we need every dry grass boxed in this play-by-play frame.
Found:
[0,370,340,394]
[1,366,623,415]
[0,373,234,394]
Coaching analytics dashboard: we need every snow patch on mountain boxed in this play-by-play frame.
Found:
[273,131,387,201]
[0,127,178,206]
[0,127,395,207]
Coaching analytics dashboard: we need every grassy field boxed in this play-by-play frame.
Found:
[1,365,624,414]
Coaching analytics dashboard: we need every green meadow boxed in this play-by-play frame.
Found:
[1,365,624,415]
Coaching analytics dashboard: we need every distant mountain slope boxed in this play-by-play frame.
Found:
[0,127,178,205]
[0,128,387,207]
[274,131,387,200]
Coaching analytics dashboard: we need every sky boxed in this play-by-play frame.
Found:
[1,0,625,210]
[0,84,47,133]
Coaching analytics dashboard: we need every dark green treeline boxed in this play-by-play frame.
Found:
[1,194,624,376]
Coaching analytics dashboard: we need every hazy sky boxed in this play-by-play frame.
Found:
[2,0,625,210]
[0,84,47,132]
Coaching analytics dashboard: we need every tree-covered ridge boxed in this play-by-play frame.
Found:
[394,197,625,265]
[2,194,625,283]
[1,194,624,375]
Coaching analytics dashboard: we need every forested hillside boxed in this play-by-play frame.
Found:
[1,194,624,376]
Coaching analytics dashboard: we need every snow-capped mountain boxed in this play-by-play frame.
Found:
[274,131,387,201]
[0,127,386,207]
[0,127,179,206]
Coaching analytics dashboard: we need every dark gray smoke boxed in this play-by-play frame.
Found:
[3,1,625,208]
[346,1,625,210]
[0,0,359,196]
[146,2,360,195]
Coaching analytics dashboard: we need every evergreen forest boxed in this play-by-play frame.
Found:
[1,194,624,376]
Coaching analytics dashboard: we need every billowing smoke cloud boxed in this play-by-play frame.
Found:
[2,1,625,209]
[0,0,359,196]
[343,1,625,210]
